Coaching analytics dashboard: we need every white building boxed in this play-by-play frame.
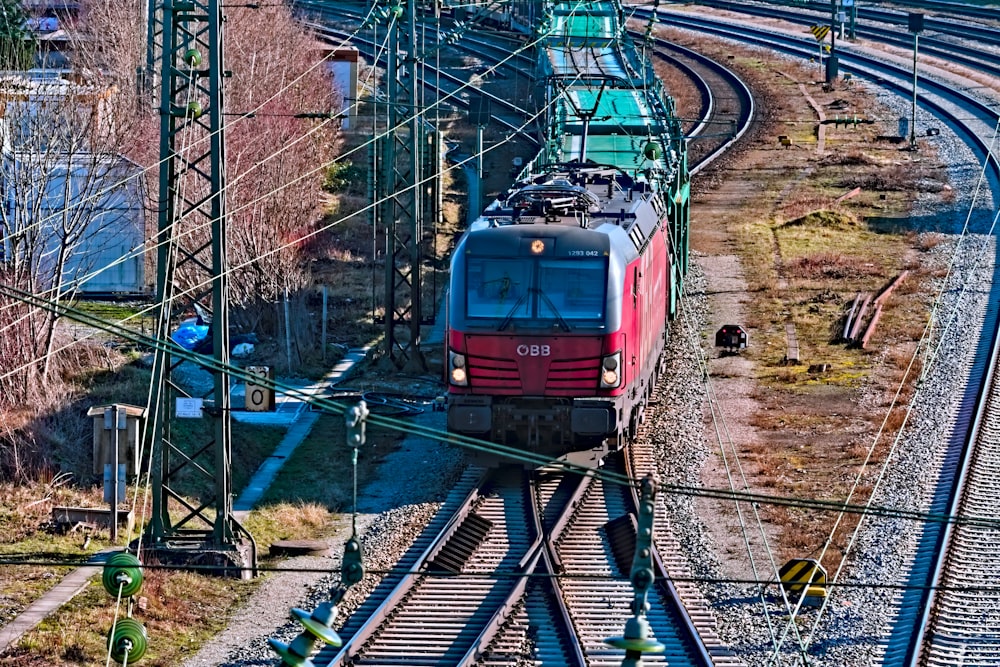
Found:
[0,73,148,296]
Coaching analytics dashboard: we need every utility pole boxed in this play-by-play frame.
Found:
[377,0,426,372]
[908,13,924,150]
[143,0,254,575]
[826,0,838,84]
[143,0,161,95]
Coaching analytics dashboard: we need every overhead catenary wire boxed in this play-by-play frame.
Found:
[0,0,586,393]
[0,9,569,380]
[0,2,597,574]
[0,3,545,339]
[6,556,1000,594]
[3,14,996,544]
[771,117,1000,664]
[1,3,992,544]
[5,280,1000,534]
[9,6,1000,652]
[0,0,383,299]
[668,261,791,657]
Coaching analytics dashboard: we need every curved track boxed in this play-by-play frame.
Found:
[636,8,1000,667]
[653,0,1000,76]
[644,37,754,174]
[288,4,749,665]
[646,9,1000,216]
[910,320,1000,665]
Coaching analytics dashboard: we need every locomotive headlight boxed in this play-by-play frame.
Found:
[449,351,468,386]
[600,351,622,388]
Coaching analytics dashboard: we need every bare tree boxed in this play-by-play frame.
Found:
[0,0,152,413]
[0,0,338,450]
[221,5,340,337]
[0,81,148,377]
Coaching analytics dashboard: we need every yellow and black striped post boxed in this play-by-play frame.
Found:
[779,558,828,607]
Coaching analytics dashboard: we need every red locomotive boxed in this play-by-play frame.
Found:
[445,164,680,461]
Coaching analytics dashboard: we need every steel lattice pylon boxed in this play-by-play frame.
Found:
[144,0,162,94]
[142,0,254,574]
[377,0,426,371]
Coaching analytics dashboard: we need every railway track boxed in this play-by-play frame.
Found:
[641,37,753,174]
[285,5,757,665]
[308,3,754,177]
[904,319,1000,665]
[645,9,1000,209]
[314,454,734,665]
[655,0,1000,74]
[633,8,1000,666]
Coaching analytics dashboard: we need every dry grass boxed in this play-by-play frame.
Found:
[0,566,252,667]
[0,30,490,664]
[785,253,882,282]
[677,29,950,567]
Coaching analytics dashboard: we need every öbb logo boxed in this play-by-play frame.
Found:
[517,344,551,357]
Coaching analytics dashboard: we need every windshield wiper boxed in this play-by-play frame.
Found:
[534,288,571,331]
[498,291,530,331]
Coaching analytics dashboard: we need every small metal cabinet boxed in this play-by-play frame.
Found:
[715,324,748,352]
[88,403,146,477]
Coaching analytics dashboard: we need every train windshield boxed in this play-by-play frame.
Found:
[466,257,607,327]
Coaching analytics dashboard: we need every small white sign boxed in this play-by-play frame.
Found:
[176,397,204,418]
[841,0,854,6]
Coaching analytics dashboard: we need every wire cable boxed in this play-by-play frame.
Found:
[0,4,543,338]
[0,0,381,295]
[0,23,565,384]
[777,111,1000,665]
[7,280,1000,532]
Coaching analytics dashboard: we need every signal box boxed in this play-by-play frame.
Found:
[715,325,748,352]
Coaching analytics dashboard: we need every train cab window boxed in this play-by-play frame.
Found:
[467,259,531,320]
[465,256,607,326]
[537,258,606,321]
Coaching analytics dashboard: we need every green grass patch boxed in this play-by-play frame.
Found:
[231,423,288,495]
[0,569,255,667]
[76,363,152,408]
[69,300,157,337]
[258,412,391,510]
[149,417,286,501]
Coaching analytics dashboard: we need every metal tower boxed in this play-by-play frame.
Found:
[143,0,163,93]
[377,0,427,371]
[142,0,254,574]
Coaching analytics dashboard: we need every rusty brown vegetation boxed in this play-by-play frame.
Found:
[0,8,964,663]
[661,25,948,572]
